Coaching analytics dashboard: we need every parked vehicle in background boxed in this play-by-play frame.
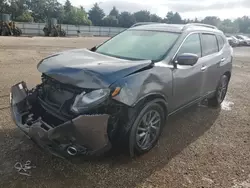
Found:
[235,35,250,46]
[10,23,233,159]
[226,36,238,47]
[231,36,240,46]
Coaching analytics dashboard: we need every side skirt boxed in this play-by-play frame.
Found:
[168,91,216,117]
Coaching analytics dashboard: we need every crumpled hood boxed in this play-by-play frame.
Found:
[37,49,153,88]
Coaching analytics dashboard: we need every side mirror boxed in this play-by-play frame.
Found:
[90,46,97,52]
[175,53,199,66]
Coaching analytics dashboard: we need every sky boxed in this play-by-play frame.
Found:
[61,0,250,20]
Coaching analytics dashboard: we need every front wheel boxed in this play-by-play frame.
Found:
[208,74,229,107]
[128,102,165,155]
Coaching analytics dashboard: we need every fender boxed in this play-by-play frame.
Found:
[132,92,168,108]
[111,66,173,108]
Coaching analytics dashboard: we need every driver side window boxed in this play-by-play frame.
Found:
[177,33,202,57]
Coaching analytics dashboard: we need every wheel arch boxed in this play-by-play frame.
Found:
[132,93,168,120]
[224,71,231,81]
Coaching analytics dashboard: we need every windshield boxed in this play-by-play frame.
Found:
[96,30,180,61]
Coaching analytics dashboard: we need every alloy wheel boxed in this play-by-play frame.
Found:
[136,110,161,150]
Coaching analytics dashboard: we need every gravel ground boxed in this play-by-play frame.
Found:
[0,37,249,188]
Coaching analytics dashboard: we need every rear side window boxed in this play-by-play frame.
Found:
[201,34,219,56]
[177,33,201,57]
[217,35,225,50]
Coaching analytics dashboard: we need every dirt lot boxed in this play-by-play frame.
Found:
[0,37,249,188]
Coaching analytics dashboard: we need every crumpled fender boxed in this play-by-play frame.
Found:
[111,65,173,107]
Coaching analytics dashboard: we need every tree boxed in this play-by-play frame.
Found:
[164,11,182,24]
[194,18,200,23]
[0,0,10,13]
[109,6,118,18]
[218,19,238,33]
[133,10,150,22]
[202,16,220,26]
[118,11,136,28]
[15,11,33,22]
[172,12,182,24]
[64,0,72,13]
[164,11,173,23]
[2,0,28,20]
[63,7,91,25]
[235,16,250,33]
[45,0,64,21]
[27,0,64,22]
[88,3,105,26]
[103,15,118,27]
[1,0,249,34]
[26,0,46,22]
[150,14,162,23]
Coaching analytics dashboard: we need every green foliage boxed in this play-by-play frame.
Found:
[218,19,239,33]
[103,6,119,26]
[235,16,250,33]
[64,7,91,25]
[133,10,150,22]
[0,0,9,12]
[109,6,118,18]
[150,14,162,23]
[202,16,220,26]
[0,0,250,32]
[103,15,118,27]
[118,11,135,28]
[64,0,72,13]
[164,11,182,24]
[15,11,33,22]
[88,3,105,26]
[26,0,47,22]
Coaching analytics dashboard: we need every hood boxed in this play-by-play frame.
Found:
[37,49,153,88]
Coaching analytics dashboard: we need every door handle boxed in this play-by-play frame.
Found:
[220,57,226,63]
[201,65,207,71]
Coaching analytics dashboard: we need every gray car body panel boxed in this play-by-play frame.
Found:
[112,27,232,113]
[37,49,153,89]
[38,24,232,114]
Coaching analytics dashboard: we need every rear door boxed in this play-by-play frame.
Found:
[200,33,222,97]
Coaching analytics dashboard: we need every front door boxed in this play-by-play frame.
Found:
[170,33,204,111]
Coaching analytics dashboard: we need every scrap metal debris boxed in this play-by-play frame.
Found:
[14,160,36,176]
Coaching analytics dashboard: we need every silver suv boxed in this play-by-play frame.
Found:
[10,23,233,158]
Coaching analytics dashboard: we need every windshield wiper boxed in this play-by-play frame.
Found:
[95,51,149,61]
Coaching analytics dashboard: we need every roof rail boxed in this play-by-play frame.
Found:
[130,22,158,28]
[182,23,218,31]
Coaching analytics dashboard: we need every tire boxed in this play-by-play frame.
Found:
[127,102,165,156]
[208,74,229,107]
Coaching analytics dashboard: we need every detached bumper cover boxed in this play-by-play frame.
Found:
[10,82,111,158]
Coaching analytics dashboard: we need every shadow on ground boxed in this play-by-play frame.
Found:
[0,104,221,188]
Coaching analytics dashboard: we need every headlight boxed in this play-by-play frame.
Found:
[71,89,110,113]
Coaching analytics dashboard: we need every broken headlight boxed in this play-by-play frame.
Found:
[71,89,110,113]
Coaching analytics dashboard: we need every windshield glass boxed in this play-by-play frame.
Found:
[96,30,180,61]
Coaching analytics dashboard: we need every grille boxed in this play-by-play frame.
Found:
[38,74,86,119]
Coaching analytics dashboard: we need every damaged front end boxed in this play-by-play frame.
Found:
[10,76,125,158]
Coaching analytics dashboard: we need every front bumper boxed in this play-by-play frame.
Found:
[10,82,111,158]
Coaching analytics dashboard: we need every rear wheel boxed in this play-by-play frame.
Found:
[208,74,229,107]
